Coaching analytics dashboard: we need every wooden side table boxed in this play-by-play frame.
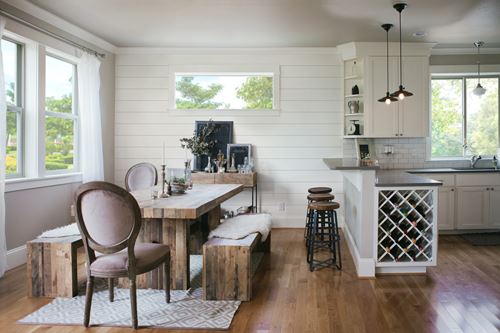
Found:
[192,172,258,212]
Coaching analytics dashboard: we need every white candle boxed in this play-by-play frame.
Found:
[162,142,166,165]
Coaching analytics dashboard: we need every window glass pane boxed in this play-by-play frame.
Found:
[466,78,499,156]
[45,116,74,170]
[46,55,74,114]
[431,78,464,158]
[6,111,18,175]
[175,74,273,110]
[1,39,18,106]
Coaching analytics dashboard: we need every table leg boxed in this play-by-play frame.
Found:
[162,218,190,290]
[207,205,221,231]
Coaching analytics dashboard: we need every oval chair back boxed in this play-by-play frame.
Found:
[125,162,158,192]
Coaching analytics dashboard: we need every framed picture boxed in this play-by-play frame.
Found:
[194,121,233,170]
[355,138,375,160]
[227,144,252,169]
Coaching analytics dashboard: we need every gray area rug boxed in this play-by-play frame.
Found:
[18,255,241,329]
[461,232,500,246]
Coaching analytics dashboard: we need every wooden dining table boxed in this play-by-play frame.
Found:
[130,183,243,290]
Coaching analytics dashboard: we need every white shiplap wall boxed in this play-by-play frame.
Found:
[114,48,344,227]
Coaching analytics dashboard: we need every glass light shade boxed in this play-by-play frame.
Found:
[473,83,486,96]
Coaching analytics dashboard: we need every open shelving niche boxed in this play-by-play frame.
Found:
[343,58,365,137]
[375,187,438,269]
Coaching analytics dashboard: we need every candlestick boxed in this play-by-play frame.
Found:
[159,164,169,198]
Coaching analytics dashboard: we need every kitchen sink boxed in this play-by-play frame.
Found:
[451,167,500,172]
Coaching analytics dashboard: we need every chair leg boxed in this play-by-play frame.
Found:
[108,278,114,302]
[84,276,94,327]
[164,257,171,303]
[129,277,138,329]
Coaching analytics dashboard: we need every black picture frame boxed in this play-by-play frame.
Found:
[227,144,252,170]
[194,121,233,171]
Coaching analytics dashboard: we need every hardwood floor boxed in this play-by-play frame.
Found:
[0,229,499,333]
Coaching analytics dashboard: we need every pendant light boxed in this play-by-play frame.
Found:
[391,3,413,100]
[378,24,398,104]
[473,41,486,96]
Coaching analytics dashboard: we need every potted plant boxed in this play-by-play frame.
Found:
[180,121,216,171]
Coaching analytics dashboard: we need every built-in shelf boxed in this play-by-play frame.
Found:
[344,94,363,98]
[345,113,364,117]
[344,75,361,80]
[343,135,366,139]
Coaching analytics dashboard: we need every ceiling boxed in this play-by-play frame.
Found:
[26,0,500,48]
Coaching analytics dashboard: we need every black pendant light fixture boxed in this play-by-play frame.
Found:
[391,3,413,100]
[378,24,398,104]
[472,41,486,96]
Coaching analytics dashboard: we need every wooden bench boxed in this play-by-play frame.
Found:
[202,231,270,301]
[27,235,86,298]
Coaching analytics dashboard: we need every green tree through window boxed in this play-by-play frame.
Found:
[236,76,273,109]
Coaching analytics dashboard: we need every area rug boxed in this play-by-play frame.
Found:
[461,232,500,246]
[18,255,241,330]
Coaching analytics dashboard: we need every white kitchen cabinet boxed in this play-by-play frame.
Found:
[366,56,428,138]
[437,187,455,230]
[488,186,500,227]
[456,186,489,229]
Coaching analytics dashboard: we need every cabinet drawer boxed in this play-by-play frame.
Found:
[413,173,455,187]
[456,174,500,186]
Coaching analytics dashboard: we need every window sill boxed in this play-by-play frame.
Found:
[5,173,82,193]
[426,157,469,162]
[168,109,281,117]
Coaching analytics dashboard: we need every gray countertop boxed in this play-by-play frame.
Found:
[407,167,500,174]
[323,158,380,170]
[375,170,442,187]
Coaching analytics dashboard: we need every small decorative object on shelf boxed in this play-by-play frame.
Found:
[227,153,238,173]
[348,100,360,114]
[351,84,360,95]
[347,120,361,135]
[213,150,227,173]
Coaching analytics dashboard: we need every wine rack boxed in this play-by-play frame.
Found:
[377,189,436,265]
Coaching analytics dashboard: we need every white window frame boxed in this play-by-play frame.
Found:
[168,64,280,114]
[43,50,80,175]
[428,72,500,160]
[3,36,25,179]
[3,29,83,191]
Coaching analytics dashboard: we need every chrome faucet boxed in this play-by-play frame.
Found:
[471,155,482,168]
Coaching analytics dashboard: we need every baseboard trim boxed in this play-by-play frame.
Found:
[342,225,375,278]
[7,245,26,270]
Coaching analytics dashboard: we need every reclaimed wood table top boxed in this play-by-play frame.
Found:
[131,183,244,219]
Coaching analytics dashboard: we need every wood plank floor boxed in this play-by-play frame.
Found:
[0,229,499,333]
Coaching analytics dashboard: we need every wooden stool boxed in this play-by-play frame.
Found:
[306,201,342,271]
[304,193,335,245]
[308,187,332,194]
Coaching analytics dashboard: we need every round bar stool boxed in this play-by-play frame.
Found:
[308,187,332,194]
[304,193,335,246]
[306,201,342,271]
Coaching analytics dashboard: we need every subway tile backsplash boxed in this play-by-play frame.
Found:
[343,138,483,169]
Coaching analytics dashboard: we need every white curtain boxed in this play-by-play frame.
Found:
[0,16,8,277]
[78,53,104,183]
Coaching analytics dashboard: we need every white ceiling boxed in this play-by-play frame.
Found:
[25,0,500,48]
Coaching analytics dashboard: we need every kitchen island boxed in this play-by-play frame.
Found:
[323,159,442,277]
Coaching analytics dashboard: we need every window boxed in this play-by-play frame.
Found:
[431,76,499,158]
[174,73,275,110]
[2,38,23,177]
[45,55,78,171]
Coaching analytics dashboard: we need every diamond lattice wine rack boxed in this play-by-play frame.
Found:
[377,189,436,264]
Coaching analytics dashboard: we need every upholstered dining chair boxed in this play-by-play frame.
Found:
[75,181,170,329]
[125,162,158,191]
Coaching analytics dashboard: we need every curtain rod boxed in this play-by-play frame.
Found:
[0,9,105,58]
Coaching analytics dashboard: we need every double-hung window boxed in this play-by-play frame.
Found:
[44,54,78,172]
[2,38,24,178]
[430,76,499,159]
